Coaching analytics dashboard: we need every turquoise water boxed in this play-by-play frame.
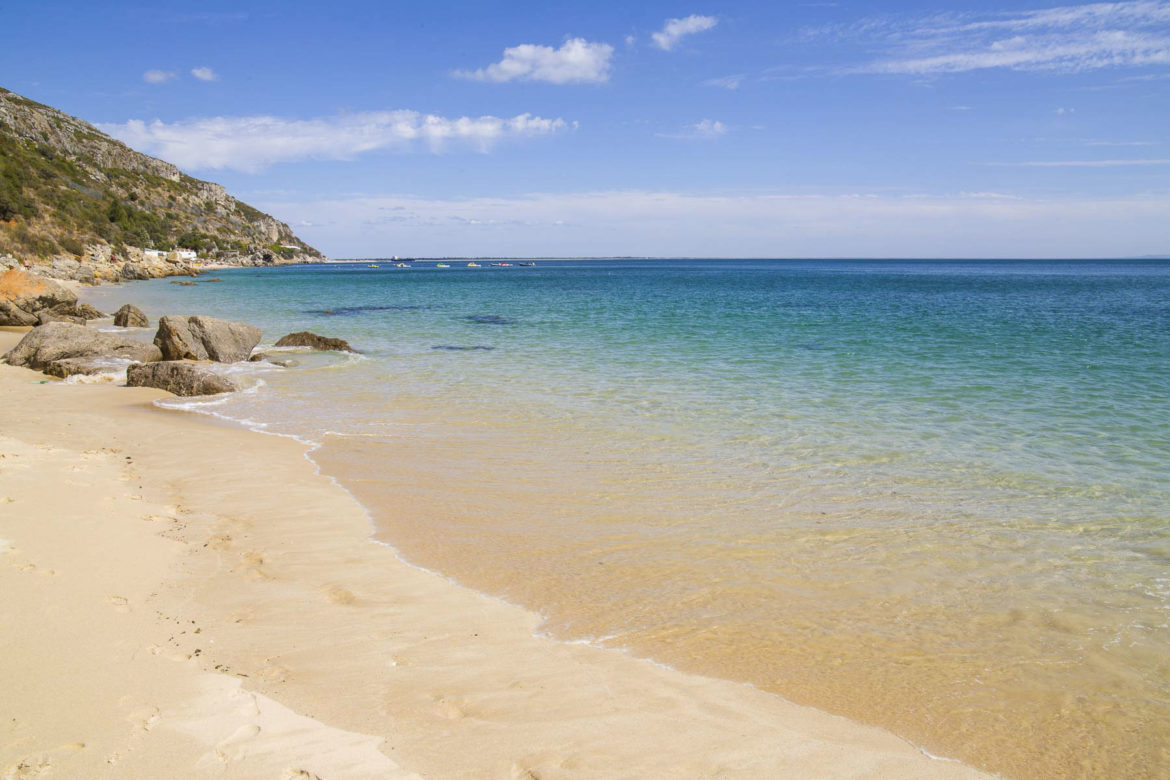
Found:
[86,260,1170,777]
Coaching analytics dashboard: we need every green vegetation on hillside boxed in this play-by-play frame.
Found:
[0,86,320,263]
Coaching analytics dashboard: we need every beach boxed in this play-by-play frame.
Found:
[0,327,986,778]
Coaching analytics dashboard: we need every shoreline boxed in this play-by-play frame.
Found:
[0,328,987,778]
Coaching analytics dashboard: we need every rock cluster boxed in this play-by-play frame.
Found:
[4,294,359,398]
[0,268,79,325]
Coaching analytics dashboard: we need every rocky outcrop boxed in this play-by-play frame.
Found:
[0,268,78,325]
[154,315,261,362]
[3,321,161,370]
[113,304,149,328]
[273,331,356,353]
[126,361,238,397]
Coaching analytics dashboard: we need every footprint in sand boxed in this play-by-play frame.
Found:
[283,770,323,780]
[321,585,357,605]
[106,596,130,613]
[5,755,52,778]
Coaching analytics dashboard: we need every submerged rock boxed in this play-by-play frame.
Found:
[463,314,515,325]
[0,268,78,325]
[273,331,355,352]
[113,304,149,328]
[3,321,161,370]
[126,361,238,397]
[154,315,262,362]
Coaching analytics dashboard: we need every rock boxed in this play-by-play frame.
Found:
[126,361,238,397]
[46,301,105,320]
[113,304,149,328]
[41,358,114,378]
[274,331,355,352]
[120,262,154,281]
[154,315,262,362]
[0,298,39,326]
[3,322,162,370]
[37,311,87,325]
[247,352,296,368]
[0,268,78,325]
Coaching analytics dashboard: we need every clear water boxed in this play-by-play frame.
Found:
[86,259,1170,777]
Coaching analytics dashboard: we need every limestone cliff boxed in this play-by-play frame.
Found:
[0,86,322,281]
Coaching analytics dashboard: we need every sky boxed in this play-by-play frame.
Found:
[3,0,1169,258]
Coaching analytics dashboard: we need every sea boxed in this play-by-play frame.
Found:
[84,259,1170,778]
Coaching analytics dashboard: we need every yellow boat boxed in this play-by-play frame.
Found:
[367,264,379,268]
[467,262,481,267]
[436,263,450,268]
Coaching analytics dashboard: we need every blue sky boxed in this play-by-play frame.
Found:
[4,1,1169,257]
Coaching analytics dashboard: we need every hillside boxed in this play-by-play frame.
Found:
[0,86,321,282]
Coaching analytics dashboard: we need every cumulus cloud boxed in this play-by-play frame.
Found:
[652,15,718,51]
[455,38,614,84]
[99,110,571,172]
[190,66,218,82]
[836,1,1170,74]
[143,69,176,84]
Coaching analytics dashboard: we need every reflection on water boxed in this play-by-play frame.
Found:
[85,260,1170,778]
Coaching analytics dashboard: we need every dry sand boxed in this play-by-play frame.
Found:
[0,328,989,779]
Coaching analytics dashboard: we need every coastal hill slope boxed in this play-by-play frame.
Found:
[0,86,320,281]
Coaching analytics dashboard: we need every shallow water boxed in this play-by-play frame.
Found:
[86,259,1170,777]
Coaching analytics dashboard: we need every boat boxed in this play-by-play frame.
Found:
[467,262,481,267]
[367,264,380,268]
[435,263,450,268]
[494,262,514,267]
[518,262,535,267]
[396,262,411,268]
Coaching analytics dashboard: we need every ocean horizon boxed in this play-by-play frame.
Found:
[84,257,1170,778]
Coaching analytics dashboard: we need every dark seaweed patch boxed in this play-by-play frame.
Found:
[308,304,442,316]
[463,314,515,325]
[431,345,496,351]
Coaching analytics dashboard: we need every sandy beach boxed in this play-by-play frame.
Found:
[0,327,987,778]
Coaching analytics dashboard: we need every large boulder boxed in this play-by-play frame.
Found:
[3,322,162,370]
[41,358,117,379]
[120,262,154,281]
[154,315,262,362]
[113,304,149,328]
[0,268,78,325]
[274,331,356,352]
[126,361,238,397]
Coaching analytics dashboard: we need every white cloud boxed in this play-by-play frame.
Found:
[143,69,176,84]
[652,15,718,51]
[257,189,1170,259]
[704,74,744,89]
[658,119,728,139]
[455,38,614,84]
[830,1,1170,74]
[99,110,571,172]
[190,66,218,82]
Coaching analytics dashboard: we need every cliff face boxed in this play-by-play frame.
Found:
[0,86,322,281]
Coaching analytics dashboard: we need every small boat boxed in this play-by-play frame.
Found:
[367,264,380,268]
[436,263,450,268]
[518,262,535,267]
[467,262,481,267]
[494,262,514,267]
[396,262,411,268]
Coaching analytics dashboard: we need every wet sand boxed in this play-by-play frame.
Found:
[0,329,986,778]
